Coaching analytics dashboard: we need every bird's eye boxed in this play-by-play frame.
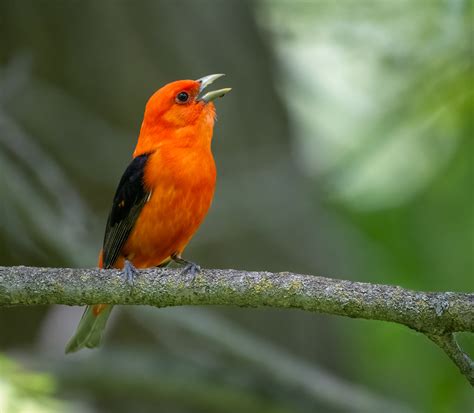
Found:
[176,91,190,104]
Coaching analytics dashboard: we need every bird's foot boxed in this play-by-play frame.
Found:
[171,253,201,281]
[181,262,201,280]
[122,260,138,286]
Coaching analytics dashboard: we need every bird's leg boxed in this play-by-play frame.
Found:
[171,253,201,279]
[122,260,138,285]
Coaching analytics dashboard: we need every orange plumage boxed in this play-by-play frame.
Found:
[106,79,217,269]
[66,75,230,353]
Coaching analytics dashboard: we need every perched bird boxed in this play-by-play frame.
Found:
[65,74,231,353]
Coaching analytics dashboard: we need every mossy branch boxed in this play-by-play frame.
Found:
[0,265,472,385]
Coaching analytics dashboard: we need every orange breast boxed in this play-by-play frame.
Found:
[120,146,216,268]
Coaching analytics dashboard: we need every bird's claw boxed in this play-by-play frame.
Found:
[122,260,138,286]
[181,262,201,281]
[171,253,200,281]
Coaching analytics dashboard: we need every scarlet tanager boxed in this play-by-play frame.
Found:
[66,74,231,353]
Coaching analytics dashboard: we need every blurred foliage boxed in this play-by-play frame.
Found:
[0,0,472,412]
[258,1,474,410]
[0,354,70,413]
[49,348,299,413]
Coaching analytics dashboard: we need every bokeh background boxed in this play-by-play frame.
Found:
[0,1,473,412]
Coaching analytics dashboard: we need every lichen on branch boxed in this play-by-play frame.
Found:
[0,265,472,385]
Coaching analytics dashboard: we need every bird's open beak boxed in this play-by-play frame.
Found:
[196,74,231,103]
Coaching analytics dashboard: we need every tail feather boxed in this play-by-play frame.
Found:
[65,304,113,353]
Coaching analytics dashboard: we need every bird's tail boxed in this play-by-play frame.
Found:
[65,304,113,353]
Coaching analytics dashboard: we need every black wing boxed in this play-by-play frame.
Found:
[102,153,151,269]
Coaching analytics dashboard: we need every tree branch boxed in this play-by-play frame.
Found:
[0,265,473,384]
[427,333,474,385]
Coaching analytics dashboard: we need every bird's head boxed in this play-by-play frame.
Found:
[136,74,231,155]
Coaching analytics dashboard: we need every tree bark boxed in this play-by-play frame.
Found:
[0,265,472,385]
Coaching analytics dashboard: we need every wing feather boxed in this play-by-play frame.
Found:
[102,153,151,269]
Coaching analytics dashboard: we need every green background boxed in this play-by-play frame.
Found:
[0,1,472,412]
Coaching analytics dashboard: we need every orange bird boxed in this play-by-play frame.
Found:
[66,74,231,353]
